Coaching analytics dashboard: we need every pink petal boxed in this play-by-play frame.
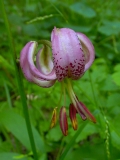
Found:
[36,46,54,75]
[51,27,85,81]
[32,76,56,88]
[27,41,57,81]
[20,41,33,81]
[20,41,56,88]
[77,32,95,71]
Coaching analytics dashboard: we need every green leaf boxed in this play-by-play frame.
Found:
[0,55,14,72]
[98,21,120,36]
[112,64,120,86]
[65,143,105,160]
[107,93,120,108]
[0,152,33,160]
[0,141,13,152]
[100,75,118,91]
[111,131,120,150]
[64,24,92,33]
[8,13,23,25]
[0,110,45,152]
[109,117,120,151]
[112,72,120,86]
[114,64,120,71]
[76,123,98,142]
[59,122,88,160]
[22,24,39,36]
[46,126,62,142]
[70,2,96,18]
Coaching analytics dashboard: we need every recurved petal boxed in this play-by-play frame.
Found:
[20,41,56,88]
[20,41,33,81]
[69,104,77,130]
[27,41,57,81]
[32,76,56,88]
[36,45,54,75]
[59,107,68,136]
[77,32,95,71]
[51,27,85,81]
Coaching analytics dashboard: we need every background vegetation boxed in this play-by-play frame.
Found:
[0,0,120,160]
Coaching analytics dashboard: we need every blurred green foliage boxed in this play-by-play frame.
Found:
[0,0,120,160]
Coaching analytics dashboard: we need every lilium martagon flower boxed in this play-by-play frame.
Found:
[20,27,96,136]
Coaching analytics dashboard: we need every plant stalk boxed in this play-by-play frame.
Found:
[0,1,38,159]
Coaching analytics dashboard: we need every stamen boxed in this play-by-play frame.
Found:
[69,104,78,130]
[59,107,68,136]
[50,107,58,128]
[61,81,66,107]
[66,79,96,123]
[66,79,77,107]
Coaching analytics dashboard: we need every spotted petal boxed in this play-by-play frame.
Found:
[77,32,95,71]
[51,27,85,81]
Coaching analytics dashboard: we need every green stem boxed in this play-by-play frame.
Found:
[61,81,66,107]
[66,80,76,107]
[56,137,65,160]
[59,121,88,160]
[0,1,38,159]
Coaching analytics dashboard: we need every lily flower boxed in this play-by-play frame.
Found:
[20,27,96,136]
